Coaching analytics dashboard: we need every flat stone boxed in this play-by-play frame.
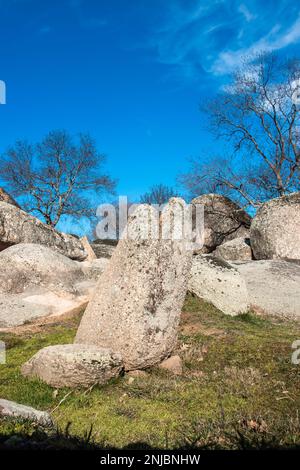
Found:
[0,398,53,426]
[233,259,300,319]
[21,344,123,388]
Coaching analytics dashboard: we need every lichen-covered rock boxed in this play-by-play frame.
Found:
[213,237,252,261]
[0,399,53,427]
[21,344,123,388]
[192,194,251,253]
[188,255,249,316]
[250,192,300,260]
[233,259,300,319]
[75,199,193,370]
[0,201,86,260]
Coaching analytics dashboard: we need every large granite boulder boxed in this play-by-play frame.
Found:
[0,187,20,208]
[0,243,85,295]
[192,194,251,253]
[75,198,193,370]
[0,244,110,329]
[188,255,250,316]
[21,344,123,388]
[213,237,252,261]
[250,192,300,260]
[0,201,86,260]
[233,259,300,320]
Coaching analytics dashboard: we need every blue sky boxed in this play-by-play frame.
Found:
[1,0,300,207]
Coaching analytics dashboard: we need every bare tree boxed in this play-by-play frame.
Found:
[180,53,300,208]
[0,130,116,226]
[140,184,179,205]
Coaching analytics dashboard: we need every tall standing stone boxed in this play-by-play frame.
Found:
[75,198,193,370]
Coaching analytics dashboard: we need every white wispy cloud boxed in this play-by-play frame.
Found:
[147,0,300,80]
[238,4,256,22]
[211,15,300,75]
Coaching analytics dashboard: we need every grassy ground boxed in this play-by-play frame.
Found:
[0,294,300,449]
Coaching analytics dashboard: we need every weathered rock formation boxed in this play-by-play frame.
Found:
[188,255,250,316]
[250,192,300,260]
[233,259,300,319]
[213,237,252,261]
[0,244,103,328]
[0,187,20,208]
[91,239,117,259]
[0,243,85,295]
[21,344,123,388]
[0,201,87,260]
[75,199,193,370]
[192,194,251,253]
[80,236,97,261]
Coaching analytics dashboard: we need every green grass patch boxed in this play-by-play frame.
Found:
[0,294,300,449]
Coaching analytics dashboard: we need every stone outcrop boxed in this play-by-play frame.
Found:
[21,344,123,388]
[192,194,251,253]
[0,244,98,328]
[0,243,85,295]
[188,255,249,316]
[91,239,117,259]
[250,192,300,260]
[0,399,53,427]
[75,199,193,370]
[233,259,300,320]
[0,201,87,260]
[80,236,97,261]
[213,237,252,261]
[0,188,20,208]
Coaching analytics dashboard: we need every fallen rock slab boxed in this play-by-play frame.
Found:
[188,255,250,316]
[0,399,53,426]
[21,344,123,388]
[0,201,87,260]
[250,192,300,260]
[213,237,252,261]
[75,198,193,370]
[233,259,300,320]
